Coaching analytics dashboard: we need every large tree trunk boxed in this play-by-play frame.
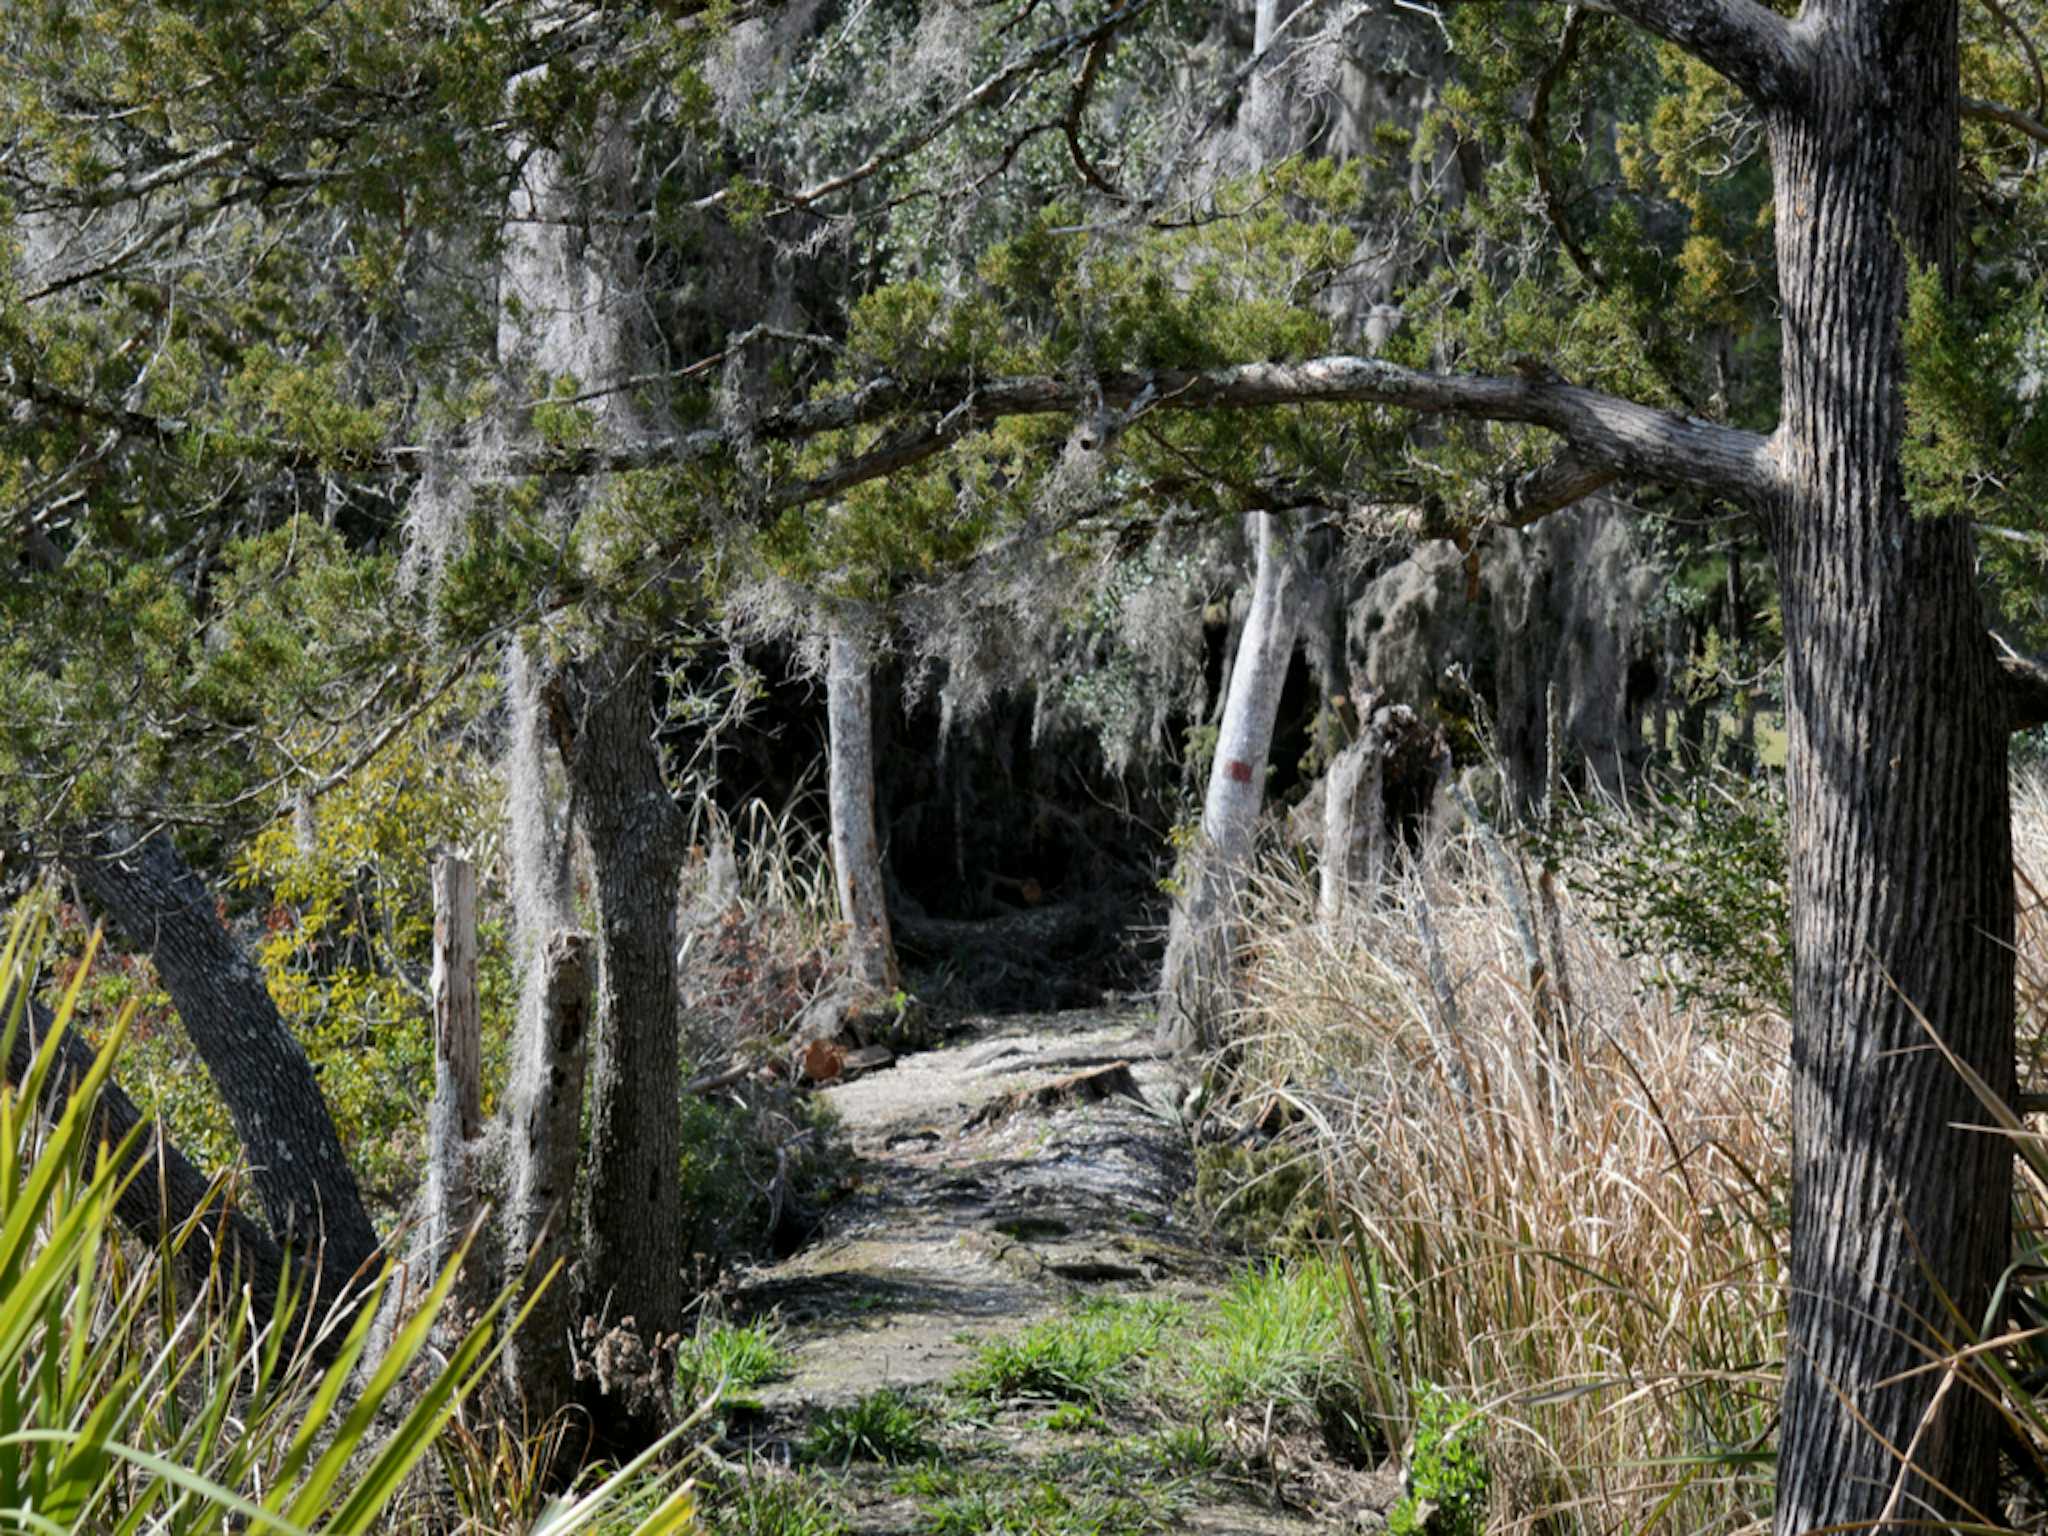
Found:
[1766,6,2014,1525]
[67,829,378,1302]
[826,619,901,994]
[559,652,688,1357]
[1158,512,1304,1051]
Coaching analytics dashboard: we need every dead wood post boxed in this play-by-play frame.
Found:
[426,853,483,1294]
[501,928,594,1419]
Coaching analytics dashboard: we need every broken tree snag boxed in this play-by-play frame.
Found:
[827,617,902,994]
[501,927,593,1420]
[964,1061,1145,1131]
[426,853,483,1291]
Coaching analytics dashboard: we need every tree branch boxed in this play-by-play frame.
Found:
[1963,93,2048,145]
[520,355,1781,506]
[1586,0,1809,105]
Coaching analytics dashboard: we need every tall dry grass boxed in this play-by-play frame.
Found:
[1233,812,1791,1533]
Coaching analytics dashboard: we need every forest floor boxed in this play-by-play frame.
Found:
[705,1004,1403,1535]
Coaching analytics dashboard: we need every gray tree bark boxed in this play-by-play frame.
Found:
[8,993,293,1320]
[66,829,378,1302]
[558,653,688,1350]
[500,927,594,1419]
[826,620,901,994]
[425,853,484,1305]
[1318,721,1383,923]
[1158,512,1305,1051]
[1758,3,2013,1523]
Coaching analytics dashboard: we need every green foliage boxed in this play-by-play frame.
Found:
[913,1472,1171,1536]
[1550,772,1790,1016]
[803,1388,935,1465]
[953,1297,1183,1408]
[1388,1389,1488,1536]
[232,685,514,1212]
[1192,1139,1326,1251]
[676,1322,792,1409]
[707,1475,850,1536]
[1184,1258,1348,1414]
[0,897,696,1535]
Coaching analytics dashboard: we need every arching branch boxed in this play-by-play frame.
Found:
[1586,0,1809,106]
[523,354,1781,506]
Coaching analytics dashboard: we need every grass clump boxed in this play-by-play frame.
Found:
[805,1387,935,1464]
[677,1320,792,1408]
[954,1296,1182,1407]
[1232,805,1788,1531]
[706,1474,850,1536]
[1183,1257,1347,1412]
[902,1465,1182,1536]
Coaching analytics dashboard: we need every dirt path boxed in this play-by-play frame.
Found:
[716,1006,1398,1535]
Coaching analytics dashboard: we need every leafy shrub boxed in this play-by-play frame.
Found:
[1388,1389,1488,1536]
[1549,769,1790,1015]
[236,690,516,1212]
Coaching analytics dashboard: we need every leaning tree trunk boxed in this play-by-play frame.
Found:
[1159,512,1304,1051]
[1766,7,2014,1525]
[559,652,688,1359]
[67,829,378,1302]
[9,994,293,1319]
[826,619,901,994]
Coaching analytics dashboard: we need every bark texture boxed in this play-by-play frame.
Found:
[1159,512,1305,1051]
[560,652,688,1348]
[67,829,378,1300]
[426,854,484,1296]
[1763,4,2015,1524]
[500,927,594,1419]
[826,622,902,994]
[8,994,294,1318]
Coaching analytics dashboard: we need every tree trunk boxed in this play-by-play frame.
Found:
[67,829,378,1302]
[500,927,593,1420]
[9,994,293,1322]
[1159,512,1304,1051]
[425,853,484,1304]
[1319,718,1381,922]
[827,620,901,994]
[560,652,687,1355]
[1766,7,2014,1525]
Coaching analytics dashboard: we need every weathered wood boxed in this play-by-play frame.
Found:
[827,620,901,994]
[1159,512,1305,1052]
[501,927,593,1419]
[426,853,482,1281]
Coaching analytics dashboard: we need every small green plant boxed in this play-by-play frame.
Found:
[1389,1389,1489,1536]
[1184,1258,1347,1412]
[954,1297,1183,1407]
[805,1387,935,1464]
[1145,1423,1222,1474]
[918,1473,1169,1536]
[1038,1401,1104,1433]
[708,1474,851,1536]
[677,1321,792,1409]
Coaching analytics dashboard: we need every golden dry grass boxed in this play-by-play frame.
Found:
[1233,813,1793,1534]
